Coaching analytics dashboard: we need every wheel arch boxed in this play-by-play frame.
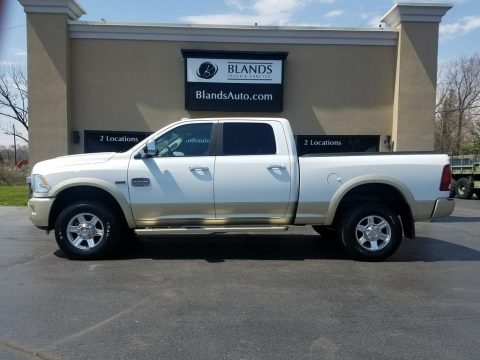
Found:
[326,177,415,239]
[48,179,135,229]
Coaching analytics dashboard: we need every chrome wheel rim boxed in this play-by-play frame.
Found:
[66,213,104,250]
[355,215,391,251]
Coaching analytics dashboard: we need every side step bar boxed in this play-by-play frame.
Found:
[135,226,289,236]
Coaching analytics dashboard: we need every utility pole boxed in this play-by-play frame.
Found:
[13,125,17,165]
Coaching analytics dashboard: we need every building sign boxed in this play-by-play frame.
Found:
[84,130,151,153]
[182,50,288,112]
[296,135,380,155]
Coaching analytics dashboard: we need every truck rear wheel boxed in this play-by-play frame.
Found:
[54,202,120,259]
[339,203,402,261]
[455,178,474,199]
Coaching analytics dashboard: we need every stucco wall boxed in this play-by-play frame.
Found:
[20,0,452,166]
[70,39,396,154]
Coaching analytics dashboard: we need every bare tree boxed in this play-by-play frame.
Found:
[0,64,28,143]
[0,144,28,165]
[435,89,458,154]
[435,53,480,155]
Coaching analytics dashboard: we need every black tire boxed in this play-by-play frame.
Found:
[475,190,480,199]
[339,203,403,261]
[312,225,339,240]
[455,178,474,199]
[55,202,121,259]
[449,179,457,198]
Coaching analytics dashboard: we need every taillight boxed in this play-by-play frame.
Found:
[440,164,452,191]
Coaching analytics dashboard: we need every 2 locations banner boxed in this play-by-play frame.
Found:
[182,50,288,112]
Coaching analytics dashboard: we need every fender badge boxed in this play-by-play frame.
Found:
[115,181,126,185]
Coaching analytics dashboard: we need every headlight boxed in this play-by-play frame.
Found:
[31,174,51,196]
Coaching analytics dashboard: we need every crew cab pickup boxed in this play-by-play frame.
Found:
[28,118,455,261]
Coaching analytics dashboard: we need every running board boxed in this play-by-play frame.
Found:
[134,226,289,236]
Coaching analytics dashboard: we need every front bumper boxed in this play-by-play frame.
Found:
[431,198,455,219]
[28,197,54,228]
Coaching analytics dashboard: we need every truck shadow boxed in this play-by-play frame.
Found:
[389,236,480,262]
[110,234,347,262]
[56,234,480,263]
[431,216,480,223]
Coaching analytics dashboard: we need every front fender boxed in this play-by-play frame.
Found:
[49,178,135,228]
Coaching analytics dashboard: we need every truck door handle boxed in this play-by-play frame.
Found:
[131,178,150,187]
[267,164,286,170]
[189,166,209,171]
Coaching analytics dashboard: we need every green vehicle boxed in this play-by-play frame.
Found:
[450,155,480,199]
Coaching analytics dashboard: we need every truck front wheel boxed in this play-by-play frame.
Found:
[54,202,120,259]
[339,204,402,261]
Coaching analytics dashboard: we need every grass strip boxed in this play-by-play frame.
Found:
[0,185,29,206]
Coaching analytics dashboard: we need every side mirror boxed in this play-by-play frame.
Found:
[135,139,157,159]
[145,139,156,156]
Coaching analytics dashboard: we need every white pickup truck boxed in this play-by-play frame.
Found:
[28,118,454,261]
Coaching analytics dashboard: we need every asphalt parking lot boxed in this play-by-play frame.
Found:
[0,200,479,360]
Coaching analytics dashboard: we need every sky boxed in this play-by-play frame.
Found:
[0,0,479,146]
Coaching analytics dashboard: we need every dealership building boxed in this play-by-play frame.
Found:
[18,0,452,166]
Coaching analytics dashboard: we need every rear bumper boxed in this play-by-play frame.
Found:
[28,197,54,228]
[431,198,455,219]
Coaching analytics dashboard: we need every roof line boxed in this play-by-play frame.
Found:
[68,21,398,46]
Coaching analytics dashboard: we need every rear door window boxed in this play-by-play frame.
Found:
[222,123,276,156]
